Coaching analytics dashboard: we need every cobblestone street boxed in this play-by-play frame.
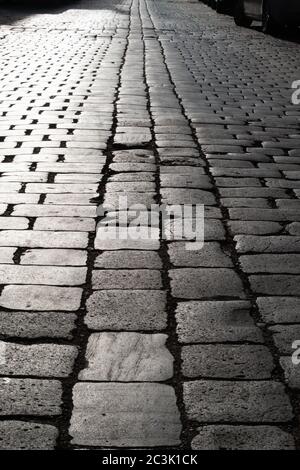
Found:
[0,0,300,450]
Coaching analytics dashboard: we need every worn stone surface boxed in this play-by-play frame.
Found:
[182,345,274,379]
[0,342,77,377]
[20,249,87,266]
[250,275,300,295]
[184,381,293,422]
[92,269,162,290]
[0,311,76,339]
[240,255,300,273]
[176,301,262,343]
[0,0,299,450]
[170,269,245,299]
[191,426,295,450]
[168,242,232,267]
[0,265,86,286]
[95,251,162,269]
[0,379,62,415]
[270,325,300,354]
[257,297,300,324]
[280,357,300,389]
[0,286,82,311]
[86,290,167,331]
[70,383,181,447]
[79,333,173,381]
[0,422,58,450]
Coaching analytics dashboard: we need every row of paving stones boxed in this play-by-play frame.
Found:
[69,0,183,448]
[147,0,300,449]
[0,0,135,449]
[0,0,300,449]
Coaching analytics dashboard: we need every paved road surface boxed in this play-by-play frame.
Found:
[0,0,300,450]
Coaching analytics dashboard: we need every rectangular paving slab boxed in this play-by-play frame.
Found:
[70,383,181,447]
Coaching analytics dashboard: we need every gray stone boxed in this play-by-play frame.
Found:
[222,197,270,208]
[92,269,162,290]
[79,333,173,381]
[0,247,16,264]
[0,218,29,230]
[280,357,300,389]
[168,242,232,267]
[95,226,160,251]
[95,251,161,269]
[0,378,62,415]
[176,301,262,343]
[270,325,300,354]
[34,217,95,232]
[160,174,212,190]
[240,254,300,273]
[0,286,82,311]
[287,222,300,235]
[86,290,167,331]
[182,344,274,379]
[0,230,88,248]
[0,311,76,339]
[184,380,293,422]
[235,236,300,253]
[228,221,282,235]
[0,342,77,377]
[235,208,300,222]
[250,275,300,295]
[0,421,58,450]
[170,268,245,299]
[191,425,295,450]
[70,383,181,447]
[0,265,86,286]
[20,249,87,266]
[161,188,216,205]
[257,297,300,323]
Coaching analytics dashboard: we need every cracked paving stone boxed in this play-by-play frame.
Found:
[79,333,173,382]
[70,383,181,447]
[86,290,167,331]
